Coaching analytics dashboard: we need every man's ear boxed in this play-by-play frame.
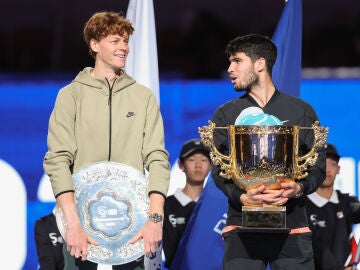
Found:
[90,39,99,54]
[178,159,185,171]
[336,165,341,174]
[256,57,266,72]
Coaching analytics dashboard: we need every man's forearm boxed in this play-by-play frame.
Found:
[148,192,165,216]
[56,192,80,228]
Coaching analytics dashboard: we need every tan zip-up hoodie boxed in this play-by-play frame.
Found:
[44,67,170,198]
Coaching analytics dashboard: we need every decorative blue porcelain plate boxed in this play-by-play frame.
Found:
[55,162,149,265]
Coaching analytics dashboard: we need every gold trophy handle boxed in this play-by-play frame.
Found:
[295,121,328,179]
[199,121,233,179]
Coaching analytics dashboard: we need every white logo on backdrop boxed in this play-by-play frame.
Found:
[0,159,26,270]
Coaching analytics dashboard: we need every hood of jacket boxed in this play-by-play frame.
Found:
[72,67,136,95]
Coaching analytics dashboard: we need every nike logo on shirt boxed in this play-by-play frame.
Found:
[126,112,135,118]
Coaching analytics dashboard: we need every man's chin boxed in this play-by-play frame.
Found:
[234,86,247,92]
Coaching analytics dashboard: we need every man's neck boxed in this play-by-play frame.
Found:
[248,81,276,108]
[182,184,203,201]
[91,66,121,86]
[316,186,334,200]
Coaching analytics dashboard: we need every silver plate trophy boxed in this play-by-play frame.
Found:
[55,162,149,265]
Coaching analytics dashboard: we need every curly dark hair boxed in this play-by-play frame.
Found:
[83,11,134,58]
[225,34,277,76]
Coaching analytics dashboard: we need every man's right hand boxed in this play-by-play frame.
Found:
[240,185,267,206]
[65,222,98,261]
[57,192,99,261]
[240,185,288,206]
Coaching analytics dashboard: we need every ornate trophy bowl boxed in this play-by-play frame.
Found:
[55,162,149,264]
[199,121,328,232]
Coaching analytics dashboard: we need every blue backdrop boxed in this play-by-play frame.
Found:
[0,77,360,269]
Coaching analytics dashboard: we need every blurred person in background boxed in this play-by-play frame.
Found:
[34,209,64,270]
[306,143,360,270]
[162,139,211,268]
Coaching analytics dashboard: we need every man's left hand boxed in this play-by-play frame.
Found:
[129,220,162,257]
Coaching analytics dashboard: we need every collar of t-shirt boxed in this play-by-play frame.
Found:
[307,190,339,207]
[173,188,199,207]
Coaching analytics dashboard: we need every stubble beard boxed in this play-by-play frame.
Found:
[234,71,259,92]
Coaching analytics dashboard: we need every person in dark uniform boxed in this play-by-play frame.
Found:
[34,211,64,270]
[211,34,326,270]
[162,139,211,268]
[306,143,360,270]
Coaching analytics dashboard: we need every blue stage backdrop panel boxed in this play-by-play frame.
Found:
[0,78,359,269]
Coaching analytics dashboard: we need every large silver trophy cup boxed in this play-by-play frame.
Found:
[55,162,149,264]
[199,121,328,233]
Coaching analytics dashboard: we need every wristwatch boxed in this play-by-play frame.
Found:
[294,182,304,198]
[148,213,163,223]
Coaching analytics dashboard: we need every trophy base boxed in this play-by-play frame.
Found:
[241,206,289,233]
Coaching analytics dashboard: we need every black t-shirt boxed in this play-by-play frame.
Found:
[162,190,197,268]
[211,89,326,228]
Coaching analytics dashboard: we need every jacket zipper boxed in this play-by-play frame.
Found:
[105,79,115,161]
